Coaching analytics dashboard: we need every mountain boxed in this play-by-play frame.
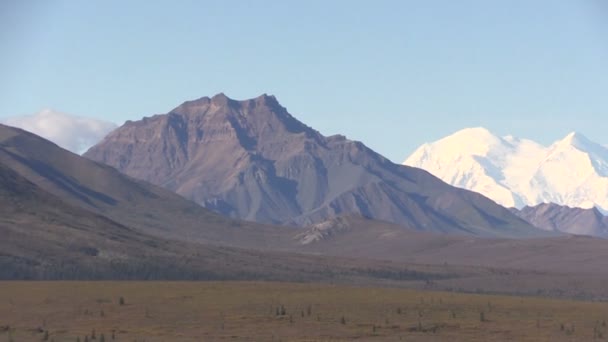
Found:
[0,160,445,283]
[0,160,207,279]
[84,94,541,238]
[510,203,608,237]
[1,109,117,154]
[0,123,451,283]
[404,128,608,214]
[0,123,298,248]
[8,122,608,300]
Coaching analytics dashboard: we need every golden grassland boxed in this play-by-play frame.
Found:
[1,281,608,341]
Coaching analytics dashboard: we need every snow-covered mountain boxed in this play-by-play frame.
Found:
[404,127,608,214]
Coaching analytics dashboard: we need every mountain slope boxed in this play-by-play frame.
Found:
[1,109,117,154]
[7,122,608,300]
[0,127,450,283]
[0,160,204,279]
[0,123,296,247]
[1,162,446,283]
[84,94,541,238]
[510,203,608,236]
[404,128,608,214]
[295,216,608,275]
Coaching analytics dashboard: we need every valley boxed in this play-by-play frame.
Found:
[3,4,605,341]
[2,281,608,341]
[2,100,608,301]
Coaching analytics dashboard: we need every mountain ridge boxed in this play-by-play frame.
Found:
[85,94,542,238]
[510,203,608,237]
[9,123,608,301]
[404,127,608,218]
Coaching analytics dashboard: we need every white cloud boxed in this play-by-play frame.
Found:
[1,109,117,154]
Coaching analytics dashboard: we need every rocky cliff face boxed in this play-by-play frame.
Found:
[511,203,608,236]
[85,93,542,237]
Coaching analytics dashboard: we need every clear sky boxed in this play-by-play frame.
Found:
[1,0,607,161]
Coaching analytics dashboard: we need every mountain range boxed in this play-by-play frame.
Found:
[404,127,608,214]
[4,107,608,298]
[84,94,540,238]
[510,203,608,237]
[1,123,454,283]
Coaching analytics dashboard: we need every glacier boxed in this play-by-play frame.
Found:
[404,127,608,214]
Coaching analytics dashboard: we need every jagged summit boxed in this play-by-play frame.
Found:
[553,131,591,150]
[512,202,608,236]
[84,96,540,237]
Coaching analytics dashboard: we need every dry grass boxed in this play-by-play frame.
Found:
[1,281,608,341]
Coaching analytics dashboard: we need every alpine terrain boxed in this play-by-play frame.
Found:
[404,128,608,214]
[84,94,541,237]
[510,203,608,237]
[6,122,608,299]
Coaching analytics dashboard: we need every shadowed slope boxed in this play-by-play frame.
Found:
[511,203,608,236]
[85,94,542,238]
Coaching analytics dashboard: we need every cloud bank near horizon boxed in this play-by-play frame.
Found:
[1,109,117,154]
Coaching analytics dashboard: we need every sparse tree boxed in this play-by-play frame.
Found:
[594,326,598,338]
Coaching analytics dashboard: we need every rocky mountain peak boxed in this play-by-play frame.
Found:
[210,92,236,106]
[513,202,608,236]
[84,97,542,237]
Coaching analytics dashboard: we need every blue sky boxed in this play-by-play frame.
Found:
[1,0,607,161]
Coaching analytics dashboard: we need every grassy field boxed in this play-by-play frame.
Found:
[1,281,608,341]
